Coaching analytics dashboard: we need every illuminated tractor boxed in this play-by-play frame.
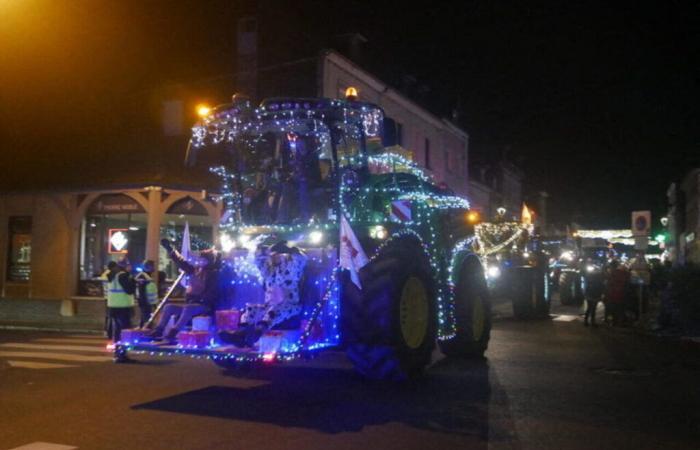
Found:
[475,221,551,319]
[115,94,490,380]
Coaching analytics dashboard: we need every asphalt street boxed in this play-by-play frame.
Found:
[1,299,699,450]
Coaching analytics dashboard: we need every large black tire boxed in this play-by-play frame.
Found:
[342,238,437,380]
[559,271,583,305]
[438,255,491,358]
[510,266,535,319]
[511,266,550,319]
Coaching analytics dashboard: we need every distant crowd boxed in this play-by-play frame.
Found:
[581,253,671,327]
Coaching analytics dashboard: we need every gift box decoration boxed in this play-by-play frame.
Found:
[192,315,212,331]
[259,329,302,354]
[120,328,148,344]
[177,330,211,348]
[259,331,283,354]
[215,309,241,331]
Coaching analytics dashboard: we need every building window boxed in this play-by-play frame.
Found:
[444,149,452,174]
[396,122,403,146]
[79,194,147,295]
[7,216,32,282]
[425,138,431,169]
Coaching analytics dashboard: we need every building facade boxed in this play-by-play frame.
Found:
[319,51,470,197]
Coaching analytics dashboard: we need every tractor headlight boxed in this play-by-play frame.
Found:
[220,233,236,252]
[370,225,388,240]
[308,230,324,245]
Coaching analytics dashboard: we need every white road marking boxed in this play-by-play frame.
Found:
[0,343,108,353]
[65,334,105,339]
[0,351,112,362]
[552,315,579,322]
[7,442,77,450]
[34,338,108,345]
[7,360,78,369]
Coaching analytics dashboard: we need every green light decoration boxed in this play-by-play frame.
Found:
[181,98,479,351]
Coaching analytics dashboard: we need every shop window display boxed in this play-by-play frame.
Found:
[6,216,32,282]
[78,194,146,296]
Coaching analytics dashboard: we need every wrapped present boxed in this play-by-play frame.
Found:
[301,319,324,342]
[259,329,302,354]
[192,315,212,331]
[120,328,148,344]
[259,331,283,354]
[215,309,241,331]
[177,330,211,348]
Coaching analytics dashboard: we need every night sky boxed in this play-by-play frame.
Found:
[1,0,698,228]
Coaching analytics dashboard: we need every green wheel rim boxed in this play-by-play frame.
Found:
[399,277,429,349]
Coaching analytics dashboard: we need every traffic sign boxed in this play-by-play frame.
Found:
[631,211,651,236]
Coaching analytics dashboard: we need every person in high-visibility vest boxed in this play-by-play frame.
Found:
[136,260,159,327]
[107,257,136,342]
[100,261,117,339]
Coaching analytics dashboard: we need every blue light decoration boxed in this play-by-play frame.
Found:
[119,97,479,363]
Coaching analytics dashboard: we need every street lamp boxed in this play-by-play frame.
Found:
[196,104,211,118]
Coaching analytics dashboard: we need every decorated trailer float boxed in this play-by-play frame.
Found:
[115,93,490,380]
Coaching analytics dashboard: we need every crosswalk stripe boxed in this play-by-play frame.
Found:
[553,315,579,322]
[7,442,78,450]
[0,343,108,353]
[65,334,105,339]
[0,351,113,362]
[7,360,78,369]
[34,338,108,345]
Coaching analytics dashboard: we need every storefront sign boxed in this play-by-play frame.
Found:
[88,194,145,214]
[109,229,129,254]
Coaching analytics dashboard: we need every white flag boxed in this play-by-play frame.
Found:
[180,221,192,288]
[340,214,369,289]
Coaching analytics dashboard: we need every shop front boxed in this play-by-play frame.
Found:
[0,186,221,314]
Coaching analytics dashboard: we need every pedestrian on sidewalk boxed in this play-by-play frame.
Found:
[629,252,651,321]
[135,259,159,327]
[583,260,605,327]
[605,259,629,326]
[100,261,117,339]
[107,257,136,342]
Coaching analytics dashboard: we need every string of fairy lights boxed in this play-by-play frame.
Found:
[120,98,482,361]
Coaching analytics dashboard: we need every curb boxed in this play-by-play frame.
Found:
[0,325,103,335]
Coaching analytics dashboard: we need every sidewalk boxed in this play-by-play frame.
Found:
[0,297,104,333]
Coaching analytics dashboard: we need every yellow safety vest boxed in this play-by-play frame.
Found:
[107,274,135,308]
[145,281,158,305]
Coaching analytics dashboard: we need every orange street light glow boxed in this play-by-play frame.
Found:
[196,104,211,117]
[467,211,480,224]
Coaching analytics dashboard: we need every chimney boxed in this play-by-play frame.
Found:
[237,17,258,101]
[334,32,368,63]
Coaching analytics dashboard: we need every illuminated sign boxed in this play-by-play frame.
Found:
[108,229,129,254]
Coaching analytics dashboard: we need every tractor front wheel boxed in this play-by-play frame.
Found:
[343,239,436,380]
[438,256,491,358]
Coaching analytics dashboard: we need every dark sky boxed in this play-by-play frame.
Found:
[1,0,699,228]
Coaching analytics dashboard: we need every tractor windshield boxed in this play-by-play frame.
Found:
[231,119,334,225]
